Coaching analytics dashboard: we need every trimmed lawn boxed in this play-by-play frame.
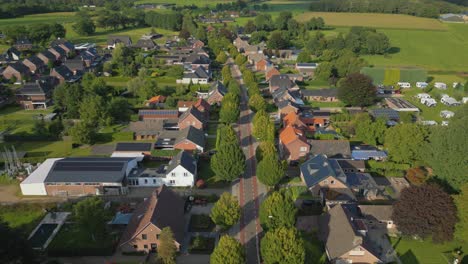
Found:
[188,214,216,232]
[0,106,54,134]
[48,224,118,256]
[0,12,77,29]
[197,157,230,188]
[189,235,216,254]
[0,204,49,234]
[391,236,468,264]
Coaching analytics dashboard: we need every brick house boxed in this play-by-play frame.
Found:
[2,62,31,81]
[174,126,205,152]
[50,65,74,84]
[255,58,272,72]
[302,88,339,102]
[16,77,58,110]
[279,125,309,162]
[14,38,33,51]
[138,109,179,121]
[48,45,67,61]
[23,55,46,74]
[119,185,185,253]
[51,39,75,54]
[277,100,300,118]
[37,50,57,65]
[194,98,210,120]
[206,81,227,105]
[269,74,299,93]
[265,67,281,82]
[178,107,205,130]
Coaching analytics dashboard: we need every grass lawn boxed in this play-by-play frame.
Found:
[301,231,327,264]
[391,236,468,264]
[296,12,447,30]
[189,235,216,254]
[48,224,118,256]
[306,100,345,108]
[0,204,49,234]
[134,0,231,6]
[363,24,468,72]
[300,79,331,90]
[0,12,77,29]
[197,157,230,188]
[0,106,54,134]
[141,159,167,168]
[207,122,219,136]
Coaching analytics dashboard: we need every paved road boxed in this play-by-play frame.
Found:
[229,59,265,264]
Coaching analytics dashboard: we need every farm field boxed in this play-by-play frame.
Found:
[0,12,76,28]
[134,0,231,6]
[296,12,448,30]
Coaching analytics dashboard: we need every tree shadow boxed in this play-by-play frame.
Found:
[400,249,420,264]
[387,47,400,54]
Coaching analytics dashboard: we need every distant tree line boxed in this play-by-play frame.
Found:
[1,23,65,44]
[0,0,134,19]
[309,0,466,18]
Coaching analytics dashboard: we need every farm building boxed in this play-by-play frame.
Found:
[369,109,400,122]
[111,143,153,161]
[20,157,138,196]
[385,98,420,112]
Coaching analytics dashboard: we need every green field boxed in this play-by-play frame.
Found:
[391,237,468,264]
[0,12,76,28]
[134,0,231,6]
[361,67,428,84]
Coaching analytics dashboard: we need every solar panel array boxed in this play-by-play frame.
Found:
[53,161,124,172]
[138,110,178,116]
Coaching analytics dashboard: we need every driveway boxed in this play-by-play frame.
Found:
[367,227,400,264]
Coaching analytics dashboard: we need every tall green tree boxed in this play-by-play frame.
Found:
[73,12,96,36]
[211,141,245,181]
[219,93,240,124]
[355,114,387,145]
[384,124,428,165]
[210,235,245,264]
[74,197,109,240]
[248,93,266,112]
[252,110,275,142]
[261,227,305,264]
[267,31,290,49]
[158,227,177,264]
[79,96,108,126]
[424,105,468,190]
[222,65,233,85]
[454,184,468,242]
[216,51,228,64]
[259,192,297,230]
[210,193,241,229]
[337,73,376,106]
[257,155,284,187]
[71,121,98,145]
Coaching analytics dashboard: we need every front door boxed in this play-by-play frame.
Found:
[151,243,157,252]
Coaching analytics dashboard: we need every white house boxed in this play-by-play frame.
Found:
[397,82,411,88]
[416,82,428,88]
[177,66,210,84]
[434,82,447,90]
[130,151,197,187]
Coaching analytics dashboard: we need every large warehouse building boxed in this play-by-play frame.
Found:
[20,157,138,196]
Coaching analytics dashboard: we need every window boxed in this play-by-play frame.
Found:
[171,172,175,177]
[153,179,156,184]
[142,234,147,240]
[323,180,328,184]
[183,172,188,177]
[300,147,307,152]
[144,245,148,249]
[133,245,138,249]
[144,179,148,184]
[170,180,175,184]
[156,234,160,239]
[331,180,335,184]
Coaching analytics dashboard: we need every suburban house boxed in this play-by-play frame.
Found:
[269,74,299,93]
[63,58,87,75]
[233,36,250,52]
[178,66,210,84]
[50,65,77,83]
[206,81,227,105]
[178,106,205,130]
[20,157,138,196]
[265,67,281,81]
[128,151,198,187]
[0,47,21,65]
[193,98,210,117]
[300,155,356,205]
[255,58,272,71]
[111,142,153,162]
[138,109,179,121]
[309,140,351,159]
[134,39,158,51]
[277,100,300,118]
[279,125,310,162]
[51,39,75,54]
[302,88,339,102]
[282,111,326,132]
[184,53,210,70]
[108,35,133,49]
[174,126,205,152]
[14,38,33,51]
[48,45,67,61]
[319,204,382,264]
[295,63,318,77]
[15,77,58,110]
[273,49,301,61]
[177,101,195,112]
[351,146,388,161]
[23,55,46,74]
[358,205,395,229]
[192,39,205,49]
[129,119,178,140]
[1,62,31,81]
[369,109,400,123]
[119,185,185,253]
[37,50,57,65]
[145,95,167,108]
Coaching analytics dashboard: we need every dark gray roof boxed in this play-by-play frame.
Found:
[24,55,44,67]
[184,66,209,79]
[115,142,152,152]
[17,78,56,96]
[15,38,32,45]
[134,39,156,49]
[7,47,21,56]
[51,39,74,50]
[209,81,227,95]
[50,45,67,56]
[336,159,365,170]
[309,140,351,159]
[300,154,337,188]
[369,108,400,121]
[38,50,56,62]
[166,151,197,174]
[276,100,300,110]
[44,157,135,183]
[9,62,30,74]
[184,53,210,64]
[301,88,337,98]
[63,58,85,71]
[179,106,205,123]
[108,35,132,46]
[358,205,393,221]
[175,126,205,148]
[53,65,73,80]
[269,74,295,89]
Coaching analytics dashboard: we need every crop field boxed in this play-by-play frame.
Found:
[362,24,468,72]
[296,12,447,30]
[361,67,428,84]
[0,12,76,29]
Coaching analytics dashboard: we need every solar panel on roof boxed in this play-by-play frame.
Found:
[53,161,124,172]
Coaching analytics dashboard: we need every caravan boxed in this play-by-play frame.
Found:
[397,82,411,88]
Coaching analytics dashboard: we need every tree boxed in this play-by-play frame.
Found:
[424,105,468,190]
[337,73,376,106]
[252,110,275,142]
[248,93,266,112]
[73,13,96,36]
[259,192,297,230]
[314,61,335,81]
[53,83,83,118]
[257,155,284,187]
[254,13,273,31]
[275,11,293,30]
[454,184,468,242]
[267,31,289,49]
[222,65,233,85]
[74,197,109,240]
[211,140,245,181]
[216,51,228,64]
[355,114,387,145]
[384,124,428,165]
[234,54,247,66]
[195,26,207,42]
[392,184,457,242]
[79,96,108,126]
[210,235,245,264]
[108,97,131,124]
[296,50,312,63]
[0,219,37,264]
[219,93,240,124]
[210,193,241,229]
[158,227,177,264]
[244,20,256,34]
[33,118,48,137]
[261,227,305,264]
[71,121,98,145]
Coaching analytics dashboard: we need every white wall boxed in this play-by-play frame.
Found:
[130,165,195,187]
[20,182,47,196]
